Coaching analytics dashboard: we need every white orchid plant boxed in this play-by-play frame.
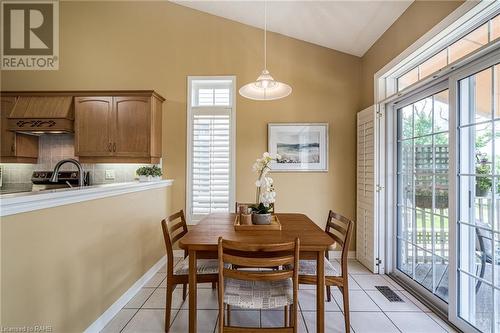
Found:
[252,152,281,214]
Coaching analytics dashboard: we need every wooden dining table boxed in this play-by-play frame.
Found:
[179,212,334,333]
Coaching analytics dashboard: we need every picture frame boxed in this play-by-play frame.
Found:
[268,123,329,172]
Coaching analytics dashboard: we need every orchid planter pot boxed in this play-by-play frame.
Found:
[252,213,272,225]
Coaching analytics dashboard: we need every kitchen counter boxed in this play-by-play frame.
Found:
[0,179,173,216]
[1,180,172,332]
[0,183,33,195]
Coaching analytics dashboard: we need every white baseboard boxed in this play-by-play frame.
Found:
[84,256,166,333]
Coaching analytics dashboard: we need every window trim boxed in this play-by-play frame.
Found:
[375,1,500,104]
[396,16,497,93]
[186,75,236,225]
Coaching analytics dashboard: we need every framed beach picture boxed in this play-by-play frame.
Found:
[268,123,329,172]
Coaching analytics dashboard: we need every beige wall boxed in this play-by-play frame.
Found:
[0,187,171,332]
[1,2,361,240]
[0,1,468,331]
[360,0,463,109]
[0,0,465,268]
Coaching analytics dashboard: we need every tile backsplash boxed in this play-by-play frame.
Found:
[36,134,77,170]
[0,163,33,184]
[1,134,152,185]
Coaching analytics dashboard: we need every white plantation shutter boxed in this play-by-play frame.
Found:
[357,106,379,273]
[192,109,231,217]
[188,77,235,223]
[197,88,230,106]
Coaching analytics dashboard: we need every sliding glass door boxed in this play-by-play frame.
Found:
[396,87,450,304]
[456,62,499,333]
[393,54,500,332]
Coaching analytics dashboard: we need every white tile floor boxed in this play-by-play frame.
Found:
[101,259,459,333]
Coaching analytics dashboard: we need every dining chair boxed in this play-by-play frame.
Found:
[161,210,219,332]
[296,210,354,333]
[475,221,500,292]
[217,237,300,332]
[235,201,275,213]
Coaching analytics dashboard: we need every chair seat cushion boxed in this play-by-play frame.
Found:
[174,258,219,275]
[298,258,339,276]
[224,278,293,309]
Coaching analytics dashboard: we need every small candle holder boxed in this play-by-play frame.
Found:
[241,213,253,225]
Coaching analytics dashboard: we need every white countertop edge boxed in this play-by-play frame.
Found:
[0,180,174,217]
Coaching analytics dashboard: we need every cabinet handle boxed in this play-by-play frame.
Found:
[11,143,14,153]
[113,143,116,152]
[107,143,112,152]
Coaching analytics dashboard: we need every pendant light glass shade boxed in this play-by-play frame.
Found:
[239,1,292,101]
[239,69,292,100]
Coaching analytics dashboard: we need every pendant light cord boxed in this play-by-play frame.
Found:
[264,0,267,70]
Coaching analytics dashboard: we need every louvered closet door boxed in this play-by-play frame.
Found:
[357,106,378,273]
[191,108,231,221]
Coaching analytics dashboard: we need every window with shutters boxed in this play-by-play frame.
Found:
[187,77,236,223]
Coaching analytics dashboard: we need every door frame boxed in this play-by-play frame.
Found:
[385,79,450,315]
[447,48,500,333]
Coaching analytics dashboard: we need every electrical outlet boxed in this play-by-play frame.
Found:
[105,169,115,180]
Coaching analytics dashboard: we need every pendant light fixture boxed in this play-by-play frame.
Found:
[239,1,292,101]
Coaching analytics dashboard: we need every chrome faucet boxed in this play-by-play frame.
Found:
[49,158,85,187]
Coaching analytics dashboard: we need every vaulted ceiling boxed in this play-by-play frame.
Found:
[173,1,413,57]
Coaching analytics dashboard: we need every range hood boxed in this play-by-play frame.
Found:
[8,96,74,134]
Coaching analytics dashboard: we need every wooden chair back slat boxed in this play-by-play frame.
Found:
[222,268,294,282]
[329,211,351,225]
[326,231,344,247]
[170,231,186,246]
[221,239,294,253]
[169,219,186,233]
[328,222,347,234]
[222,253,294,268]
[168,210,184,221]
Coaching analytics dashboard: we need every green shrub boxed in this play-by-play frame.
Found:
[476,163,492,192]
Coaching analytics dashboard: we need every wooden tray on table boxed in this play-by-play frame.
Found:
[234,214,282,231]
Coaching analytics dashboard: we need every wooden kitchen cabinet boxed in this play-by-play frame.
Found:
[0,96,39,163]
[114,97,150,157]
[74,96,114,157]
[75,91,164,163]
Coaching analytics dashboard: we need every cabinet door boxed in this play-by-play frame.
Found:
[112,97,150,157]
[1,97,17,157]
[0,96,38,160]
[75,97,113,156]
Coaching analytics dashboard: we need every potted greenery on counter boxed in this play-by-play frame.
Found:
[136,165,163,182]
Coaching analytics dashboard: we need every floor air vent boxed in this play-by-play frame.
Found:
[375,286,403,302]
